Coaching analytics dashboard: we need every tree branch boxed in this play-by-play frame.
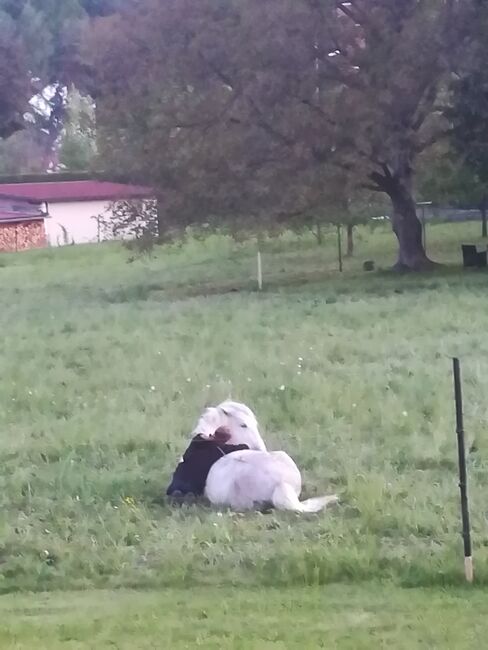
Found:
[317,60,366,92]
[299,98,338,128]
[247,98,295,148]
[380,163,393,180]
[335,0,383,42]
[414,127,453,154]
[197,51,236,91]
[361,182,384,193]
[169,92,239,132]
[369,171,391,192]
[411,82,440,132]
[335,2,360,24]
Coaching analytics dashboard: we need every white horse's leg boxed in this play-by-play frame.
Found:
[205,450,279,510]
[205,449,337,513]
[271,483,339,513]
[262,452,337,513]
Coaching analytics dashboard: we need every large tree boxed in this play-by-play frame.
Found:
[0,0,118,168]
[85,0,476,269]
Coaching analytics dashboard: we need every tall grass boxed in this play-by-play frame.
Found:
[1,222,488,593]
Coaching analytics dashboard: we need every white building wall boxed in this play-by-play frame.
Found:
[45,200,113,246]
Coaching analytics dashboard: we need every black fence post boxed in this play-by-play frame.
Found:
[452,357,473,583]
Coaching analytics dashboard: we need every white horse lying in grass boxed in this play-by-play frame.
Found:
[192,400,338,513]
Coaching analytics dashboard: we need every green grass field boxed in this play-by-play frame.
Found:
[1,221,488,647]
[2,584,488,649]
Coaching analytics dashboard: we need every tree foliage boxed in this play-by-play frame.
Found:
[418,144,486,208]
[0,11,30,138]
[58,88,97,171]
[100,199,159,243]
[84,0,477,270]
[0,0,118,163]
[447,5,488,206]
[415,5,488,236]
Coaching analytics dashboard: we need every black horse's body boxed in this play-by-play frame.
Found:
[166,438,249,497]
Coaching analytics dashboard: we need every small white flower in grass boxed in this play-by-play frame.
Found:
[157,351,162,355]
[280,362,285,366]
[297,371,302,376]
[217,512,223,517]
[352,403,357,408]
[205,384,211,389]
[309,347,314,351]
[28,390,33,396]
[150,386,156,391]
[186,378,192,383]
[247,377,252,383]
[402,411,408,417]
[298,357,303,362]
[279,385,285,391]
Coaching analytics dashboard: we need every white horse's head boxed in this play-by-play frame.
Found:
[191,400,267,451]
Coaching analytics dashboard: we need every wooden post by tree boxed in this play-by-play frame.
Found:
[337,225,343,273]
[346,224,354,257]
[481,197,487,238]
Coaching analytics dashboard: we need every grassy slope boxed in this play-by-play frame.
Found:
[2,585,488,649]
[1,222,488,598]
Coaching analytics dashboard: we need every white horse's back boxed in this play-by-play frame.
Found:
[205,449,337,513]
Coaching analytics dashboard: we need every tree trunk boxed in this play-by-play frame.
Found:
[346,224,354,257]
[311,222,323,245]
[481,200,487,238]
[387,176,435,271]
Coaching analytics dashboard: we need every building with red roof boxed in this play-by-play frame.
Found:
[0,175,154,247]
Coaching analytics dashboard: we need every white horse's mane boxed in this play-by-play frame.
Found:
[191,400,266,451]
[217,400,258,424]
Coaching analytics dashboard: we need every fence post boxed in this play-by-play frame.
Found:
[452,357,473,583]
[337,224,343,273]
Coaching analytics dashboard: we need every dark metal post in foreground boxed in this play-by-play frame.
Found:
[452,357,473,583]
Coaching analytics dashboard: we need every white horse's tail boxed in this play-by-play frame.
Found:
[271,483,339,513]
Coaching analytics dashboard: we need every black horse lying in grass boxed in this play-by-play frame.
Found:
[166,427,249,498]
